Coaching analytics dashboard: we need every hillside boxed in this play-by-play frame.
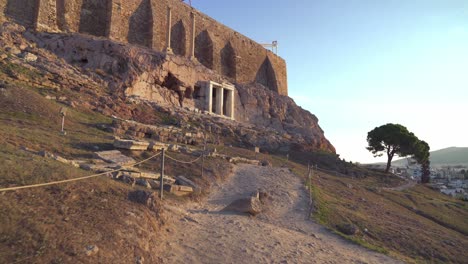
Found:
[391,147,468,167]
[0,20,467,264]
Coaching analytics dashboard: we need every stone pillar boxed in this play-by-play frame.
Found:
[215,87,223,115]
[226,90,234,119]
[165,6,173,54]
[189,11,196,60]
[206,82,213,113]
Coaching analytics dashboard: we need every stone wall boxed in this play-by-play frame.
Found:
[0,0,288,95]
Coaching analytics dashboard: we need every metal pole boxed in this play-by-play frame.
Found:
[160,148,165,199]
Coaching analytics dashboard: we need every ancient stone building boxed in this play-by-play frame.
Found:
[0,0,287,95]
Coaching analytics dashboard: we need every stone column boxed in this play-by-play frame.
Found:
[165,6,173,54]
[189,11,196,60]
[206,82,213,113]
[215,87,224,115]
[226,90,234,119]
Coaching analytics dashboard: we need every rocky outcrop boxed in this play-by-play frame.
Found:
[2,22,334,153]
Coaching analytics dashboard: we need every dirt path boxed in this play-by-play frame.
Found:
[156,164,401,264]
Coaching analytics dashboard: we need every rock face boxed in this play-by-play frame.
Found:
[32,32,334,153]
[0,22,334,154]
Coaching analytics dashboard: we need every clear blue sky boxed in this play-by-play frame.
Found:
[191,0,468,163]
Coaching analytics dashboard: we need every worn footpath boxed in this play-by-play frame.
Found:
[156,164,401,264]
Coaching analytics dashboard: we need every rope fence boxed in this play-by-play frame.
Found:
[0,152,162,193]
[165,153,203,164]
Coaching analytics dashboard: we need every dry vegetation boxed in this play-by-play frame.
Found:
[0,59,467,263]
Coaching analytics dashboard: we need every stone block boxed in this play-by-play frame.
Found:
[148,141,167,151]
[114,139,150,150]
[163,184,194,196]
[175,175,200,193]
[94,150,136,165]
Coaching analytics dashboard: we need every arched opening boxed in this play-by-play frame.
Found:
[128,0,153,48]
[255,56,278,92]
[79,0,111,37]
[171,20,186,56]
[221,41,236,79]
[195,30,214,69]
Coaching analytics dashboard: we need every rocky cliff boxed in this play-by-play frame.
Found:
[1,21,335,153]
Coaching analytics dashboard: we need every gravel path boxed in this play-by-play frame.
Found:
[157,164,401,264]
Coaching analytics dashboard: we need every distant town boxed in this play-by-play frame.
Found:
[367,160,468,200]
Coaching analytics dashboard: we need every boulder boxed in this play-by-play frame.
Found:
[84,245,99,257]
[222,196,263,216]
[175,175,201,193]
[336,223,358,235]
[22,52,37,62]
[136,178,152,189]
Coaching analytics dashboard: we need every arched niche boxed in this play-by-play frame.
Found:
[79,0,111,37]
[171,19,186,56]
[255,56,278,92]
[128,0,154,48]
[221,41,236,79]
[5,0,39,27]
[195,30,214,69]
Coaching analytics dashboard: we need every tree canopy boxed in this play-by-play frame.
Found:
[412,140,431,183]
[366,123,430,177]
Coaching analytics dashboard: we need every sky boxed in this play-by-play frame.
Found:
[191,0,468,163]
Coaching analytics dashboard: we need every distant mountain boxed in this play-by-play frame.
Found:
[391,147,468,167]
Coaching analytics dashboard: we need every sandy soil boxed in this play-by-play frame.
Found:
[157,164,401,264]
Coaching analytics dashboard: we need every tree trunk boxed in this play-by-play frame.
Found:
[385,153,393,173]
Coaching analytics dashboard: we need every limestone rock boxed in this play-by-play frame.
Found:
[84,245,99,256]
[22,52,38,62]
[163,184,194,196]
[94,150,135,165]
[114,139,150,150]
[222,196,263,216]
[175,176,200,193]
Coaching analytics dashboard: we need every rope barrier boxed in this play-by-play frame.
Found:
[165,153,203,164]
[0,152,162,193]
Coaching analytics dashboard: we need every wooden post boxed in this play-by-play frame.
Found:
[61,115,65,133]
[160,148,165,199]
[308,167,312,204]
[59,107,67,135]
[201,131,206,178]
